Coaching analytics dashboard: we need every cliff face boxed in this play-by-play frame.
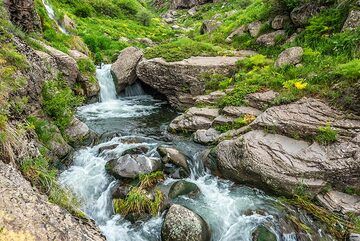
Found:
[4,0,41,32]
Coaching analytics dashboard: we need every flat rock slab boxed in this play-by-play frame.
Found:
[252,97,360,138]
[317,191,360,214]
[137,56,242,110]
[0,161,104,241]
[245,90,279,109]
[215,130,360,197]
[195,90,225,105]
[222,106,262,117]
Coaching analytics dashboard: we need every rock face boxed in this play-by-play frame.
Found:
[0,161,104,241]
[251,98,360,138]
[4,0,41,32]
[275,47,304,68]
[256,30,286,46]
[244,90,279,109]
[111,47,143,94]
[137,57,242,110]
[169,107,219,132]
[162,204,211,241]
[170,0,211,9]
[106,155,162,179]
[342,10,360,31]
[222,106,262,117]
[290,3,322,27]
[316,191,360,214]
[193,128,220,145]
[214,130,360,197]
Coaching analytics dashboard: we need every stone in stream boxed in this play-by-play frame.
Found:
[161,204,211,241]
[193,128,220,145]
[158,146,190,172]
[252,225,276,241]
[112,184,131,199]
[122,145,149,156]
[136,56,242,110]
[105,154,162,179]
[168,180,200,199]
[64,117,90,145]
[111,47,143,94]
[98,144,119,155]
[214,130,360,197]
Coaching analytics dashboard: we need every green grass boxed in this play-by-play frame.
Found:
[214,114,255,132]
[315,124,338,145]
[27,116,56,144]
[139,171,165,189]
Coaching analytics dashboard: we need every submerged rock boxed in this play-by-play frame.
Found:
[168,180,200,199]
[111,47,143,94]
[316,191,360,214]
[252,225,276,241]
[162,204,211,241]
[106,154,162,179]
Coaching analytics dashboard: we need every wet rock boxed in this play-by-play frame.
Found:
[251,97,360,138]
[215,130,360,197]
[290,3,323,27]
[164,163,188,179]
[111,47,143,93]
[136,57,242,110]
[212,115,234,125]
[248,21,262,37]
[244,90,279,109]
[162,204,211,241]
[256,30,286,46]
[226,25,247,42]
[158,146,189,172]
[200,19,221,34]
[316,191,360,214]
[122,145,149,156]
[168,180,200,199]
[0,161,105,240]
[222,106,262,118]
[350,233,360,241]
[195,90,226,105]
[106,154,162,179]
[194,128,220,145]
[271,15,291,30]
[98,144,119,154]
[342,10,360,31]
[65,117,90,145]
[80,77,100,102]
[275,47,304,68]
[125,212,152,223]
[252,225,276,241]
[169,107,220,132]
[112,185,131,199]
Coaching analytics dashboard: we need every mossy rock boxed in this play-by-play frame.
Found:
[168,180,200,199]
[252,225,277,241]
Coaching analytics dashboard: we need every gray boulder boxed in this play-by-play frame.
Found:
[251,98,360,138]
[200,20,221,34]
[194,128,220,145]
[248,21,262,37]
[136,57,242,110]
[168,180,200,199]
[271,15,291,30]
[111,47,143,94]
[158,146,189,172]
[316,191,360,214]
[222,106,262,117]
[162,204,211,241]
[275,47,304,68]
[290,3,323,27]
[64,117,90,144]
[212,115,234,125]
[214,130,360,197]
[256,30,286,46]
[244,90,279,109]
[105,154,162,179]
[342,10,360,32]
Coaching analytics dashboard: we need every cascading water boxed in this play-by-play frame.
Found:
[42,0,68,34]
[59,64,333,241]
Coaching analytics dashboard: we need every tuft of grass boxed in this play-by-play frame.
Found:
[315,123,338,145]
[26,116,56,144]
[139,171,165,190]
[215,114,255,132]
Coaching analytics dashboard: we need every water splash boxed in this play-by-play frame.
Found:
[42,0,68,34]
[98,64,117,102]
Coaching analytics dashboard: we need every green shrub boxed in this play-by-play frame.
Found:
[77,58,96,75]
[74,5,93,18]
[335,59,360,79]
[315,123,338,145]
[139,171,165,189]
[27,116,56,144]
[214,114,255,132]
[136,10,152,26]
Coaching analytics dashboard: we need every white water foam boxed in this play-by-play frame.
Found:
[42,0,68,34]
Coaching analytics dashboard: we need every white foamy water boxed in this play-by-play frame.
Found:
[42,0,68,34]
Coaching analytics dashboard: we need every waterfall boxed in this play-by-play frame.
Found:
[42,0,68,34]
[97,64,117,102]
[122,81,145,97]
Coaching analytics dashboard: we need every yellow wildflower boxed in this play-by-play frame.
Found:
[294,81,308,90]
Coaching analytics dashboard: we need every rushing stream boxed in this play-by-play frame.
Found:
[59,65,332,241]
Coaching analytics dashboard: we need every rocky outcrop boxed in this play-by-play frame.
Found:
[214,130,360,197]
[200,19,221,34]
[162,204,211,241]
[0,161,104,241]
[222,106,262,117]
[4,0,41,32]
[170,0,211,9]
[244,90,279,109]
[275,47,304,68]
[193,128,220,145]
[136,57,242,110]
[317,191,360,214]
[251,98,360,138]
[111,47,143,94]
[195,90,226,105]
[342,10,360,31]
[169,107,219,132]
[106,155,162,179]
[256,30,286,46]
[290,3,323,27]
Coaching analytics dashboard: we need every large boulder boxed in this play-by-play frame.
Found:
[316,191,360,214]
[161,204,211,241]
[105,154,162,179]
[136,57,242,110]
[169,107,220,132]
[290,3,323,27]
[256,30,286,46]
[274,47,304,68]
[111,47,143,94]
[193,128,220,145]
[64,117,90,144]
[214,130,360,197]
[251,98,360,138]
[342,10,360,32]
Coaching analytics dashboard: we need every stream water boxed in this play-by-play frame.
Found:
[59,65,333,241]
[42,0,68,34]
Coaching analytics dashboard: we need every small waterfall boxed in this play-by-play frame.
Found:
[97,64,117,102]
[122,81,145,97]
[42,0,68,34]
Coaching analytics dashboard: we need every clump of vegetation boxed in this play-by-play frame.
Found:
[315,123,338,145]
[215,114,255,132]
[139,171,165,189]
[26,116,56,144]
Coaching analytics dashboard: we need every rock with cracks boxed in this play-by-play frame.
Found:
[194,128,220,145]
[275,47,304,68]
[316,191,360,214]
[162,204,211,241]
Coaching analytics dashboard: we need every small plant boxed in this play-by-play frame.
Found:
[136,10,152,26]
[215,114,255,133]
[27,116,55,144]
[315,123,338,145]
[139,171,165,189]
[77,58,96,75]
